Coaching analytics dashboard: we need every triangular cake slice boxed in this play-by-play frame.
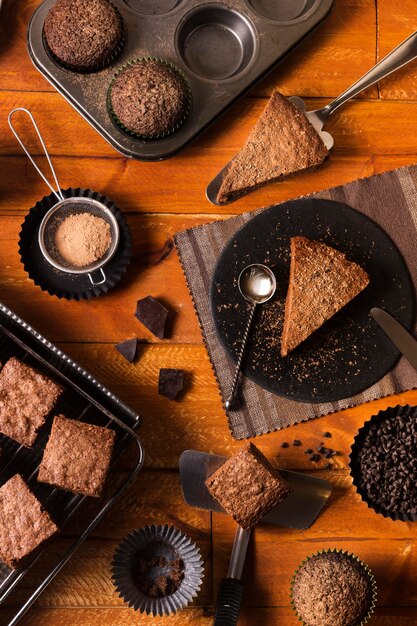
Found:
[217,91,329,204]
[281,237,370,357]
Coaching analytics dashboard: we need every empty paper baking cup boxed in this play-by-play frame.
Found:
[111,524,204,616]
[350,404,417,522]
[290,548,377,626]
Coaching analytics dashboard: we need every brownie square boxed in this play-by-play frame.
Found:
[0,357,63,447]
[38,415,116,497]
[205,443,291,530]
[0,474,58,569]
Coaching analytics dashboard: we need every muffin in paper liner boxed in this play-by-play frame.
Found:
[107,57,192,140]
[43,1,127,73]
[111,524,204,616]
[290,548,377,626]
[349,404,417,522]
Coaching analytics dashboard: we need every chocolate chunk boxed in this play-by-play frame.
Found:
[309,454,321,462]
[135,296,169,339]
[292,440,302,447]
[158,368,184,400]
[324,449,333,459]
[304,448,313,454]
[323,432,332,438]
[317,446,327,454]
[280,442,289,448]
[323,462,333,470]
[115,337,138,363]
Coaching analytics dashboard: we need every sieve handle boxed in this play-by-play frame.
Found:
[88,268,107,286]
[8,108,65,203]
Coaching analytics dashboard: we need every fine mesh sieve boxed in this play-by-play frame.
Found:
[8,108,120,286]
[38,197,120,281]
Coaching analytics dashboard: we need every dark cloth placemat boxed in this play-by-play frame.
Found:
[174,165,417,439]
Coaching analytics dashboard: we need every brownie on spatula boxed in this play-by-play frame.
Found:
[217,91,329,204]
[281,237,369,357]
[205,443,291,530]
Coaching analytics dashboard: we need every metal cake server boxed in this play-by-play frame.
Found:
[207,30,417,205]
[179,450,332,626]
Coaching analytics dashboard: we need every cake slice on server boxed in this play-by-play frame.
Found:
[281,237,370,357]
[216,91,329,204]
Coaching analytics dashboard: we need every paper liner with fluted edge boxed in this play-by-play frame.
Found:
[290,548,377,626]
[107,57,192,140]
[42,1,127,74]
[111,524,204,616]
[18,187,132,301]
[350,404,417,522]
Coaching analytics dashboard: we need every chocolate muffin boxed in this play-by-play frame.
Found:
[44,0,125,72]
[109,59,191,138]
[291,550,376,626]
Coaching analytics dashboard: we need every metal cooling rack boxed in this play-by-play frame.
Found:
[0,302,144,626]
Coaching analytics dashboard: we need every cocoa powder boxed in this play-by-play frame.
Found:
[55,213,112,268]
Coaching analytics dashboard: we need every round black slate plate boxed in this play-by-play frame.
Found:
[19,187,132,300]
[210,199,415,403]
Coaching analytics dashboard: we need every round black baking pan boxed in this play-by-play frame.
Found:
[349,404,417,522]
[19,187,132,300]
[210,198,415,404]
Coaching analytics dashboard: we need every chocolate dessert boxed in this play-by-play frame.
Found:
[291,551,375,626]
[109,59,190,138]
[205,442,291,530]
[44,0,125,72]
[281,237,369,356]
[217,91,329,204]
[0,357,63,447]
[133,540,184,598]
[0,474,58,569]
[38,415,116,497]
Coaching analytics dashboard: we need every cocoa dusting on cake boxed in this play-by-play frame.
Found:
[44,0,125,71]
[281,237,369,357]
[217,91,329,204]
[292,552,374,626]
[133,541,184,598]
[110,60,190,137]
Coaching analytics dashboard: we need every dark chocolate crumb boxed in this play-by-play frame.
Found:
[158,368,184,400]
[323,462,333,470]
[292,440,302,447]
[135,296,169,339]
[304,448,313,454]
[280,442,289,448]
[323,432,332,438]
[317,446,327,454]
[115,337,138,363]
[310,454,321,462]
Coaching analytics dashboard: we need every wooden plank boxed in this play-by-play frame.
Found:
[0,0,377,98]
[377,0,417,100]
[4,95,417,162]
[54,343,417,470]
[3,607,417,626]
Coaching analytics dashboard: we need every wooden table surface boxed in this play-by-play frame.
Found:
[2,0,417,624]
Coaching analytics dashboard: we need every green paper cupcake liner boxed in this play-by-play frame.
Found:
[290,548,377,626]
[107,57,192,140]
[43,2,127,74]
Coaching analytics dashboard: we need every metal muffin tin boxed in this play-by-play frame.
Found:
[27,0,334,161]
[0,302,144,626]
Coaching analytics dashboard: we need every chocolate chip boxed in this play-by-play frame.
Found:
[323,432,332,438]
[317,446,327,454]
[158,368,184,400]
[304,448,313,454]
[135,296,169,339]
[323,462,333,470]
[292,440,302,447]
[115,337,138,363]
[280,442,289,448]
[309,454,321,462]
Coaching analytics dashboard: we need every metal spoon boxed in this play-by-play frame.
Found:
[207,29,417,205]
[225,263,276,411]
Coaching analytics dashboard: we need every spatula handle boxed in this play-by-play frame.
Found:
[214,578,244,626]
